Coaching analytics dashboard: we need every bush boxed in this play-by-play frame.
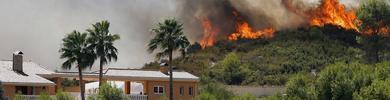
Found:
[198,92,218,100]
[374,62,390,80]
[316,62,374,100]
[354,79,390,100]
[38,92,52,100]
[198,82,233,100]
[232,93,257,100]
[285,73,316,99]
[97,84,126,100]
[56,90,75,100]
[14,92,24,100]
[280,61,390,100]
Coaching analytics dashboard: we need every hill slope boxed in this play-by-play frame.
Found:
[143,26,374,85]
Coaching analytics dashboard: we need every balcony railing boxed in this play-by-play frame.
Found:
[18,95,55,100]
[23,93,148,100]
[126,94,148,100]
[76,94,147,100]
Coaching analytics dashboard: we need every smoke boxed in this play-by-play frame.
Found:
[176,0,237,42]
[0,0,177,70]
[177,0,363,41]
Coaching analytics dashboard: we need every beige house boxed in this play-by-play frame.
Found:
[44,68,199,100]
[0,51,199,100]
[0,51,56,100]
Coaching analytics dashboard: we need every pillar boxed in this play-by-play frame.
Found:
[124,81,131,94]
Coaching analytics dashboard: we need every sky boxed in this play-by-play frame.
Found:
[0,0,177,70]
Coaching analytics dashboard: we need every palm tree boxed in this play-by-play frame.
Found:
[59,31,96,100]
[148,18,190,100]
[87,20,120,86]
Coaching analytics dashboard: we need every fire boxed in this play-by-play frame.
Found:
[199,18,219,48]
[228,22,275,41]
[363,26,390,37]
[308,0,359,31]
[379,27,390,36]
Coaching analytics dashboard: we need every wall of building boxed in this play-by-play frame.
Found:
[3,85,15,100]
[2,85,55,100]
[146,81,197,100]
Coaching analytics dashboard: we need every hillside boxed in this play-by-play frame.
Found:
[143,25,388,86]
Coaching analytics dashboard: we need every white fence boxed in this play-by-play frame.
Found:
[126,94,148,100]
[18,95,55,100]
[69,93,147,100]
[20,94,148,100]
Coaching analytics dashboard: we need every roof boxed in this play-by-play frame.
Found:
[0,60,55,86]
[45,68,199,82]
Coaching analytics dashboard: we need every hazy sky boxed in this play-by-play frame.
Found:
[0,0,177,70]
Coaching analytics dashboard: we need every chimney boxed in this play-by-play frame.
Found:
[159,62,169,75]
[13,51,23,73]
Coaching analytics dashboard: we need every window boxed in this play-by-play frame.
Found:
[189,87,193,96]
[15,86,29,95]
[153,86,164,94]
[179,87,184,96]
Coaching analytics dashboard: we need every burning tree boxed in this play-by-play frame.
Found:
[357,0,390,64]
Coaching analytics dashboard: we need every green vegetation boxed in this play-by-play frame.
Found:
[147,18,190,100]
[145,27,364,86]
[59,31,96,100]
[198,81,259,100]
[143,0,389,88]
[96,84,127,100]
[266,61,390,100]
[38,92,51,100]
[87,20,120,86]
[357,0,390,64]
[55,91,75,100]
[61,78,79,87]
[14,92,24,100]
[198,82,233,100]
[59,20,121,100]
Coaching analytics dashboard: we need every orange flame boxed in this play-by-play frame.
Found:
[363,26,390,37]
[228,22,275,41]
[199,18,219,48]
[308,0,359,31]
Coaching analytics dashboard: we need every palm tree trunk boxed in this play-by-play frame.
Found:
[169,50,173,100]
[78,65,85,100]
[99,57,104,86]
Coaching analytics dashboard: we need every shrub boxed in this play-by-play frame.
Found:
[14,92,24,100]
[198,82,233,100]
[285,73,316,99]
[38,92,52,100]
[56,90,75,100]
[354,79,390,100]
[220,53,245,85]
[232,93,257,100]
[280,61,390,100]
[97,84,126,100]
[316,62,374,100]
[198,92,218,100]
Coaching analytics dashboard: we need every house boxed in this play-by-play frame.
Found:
[0,51,56,100]
[0,51,199,100]
[43,67,199,100]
